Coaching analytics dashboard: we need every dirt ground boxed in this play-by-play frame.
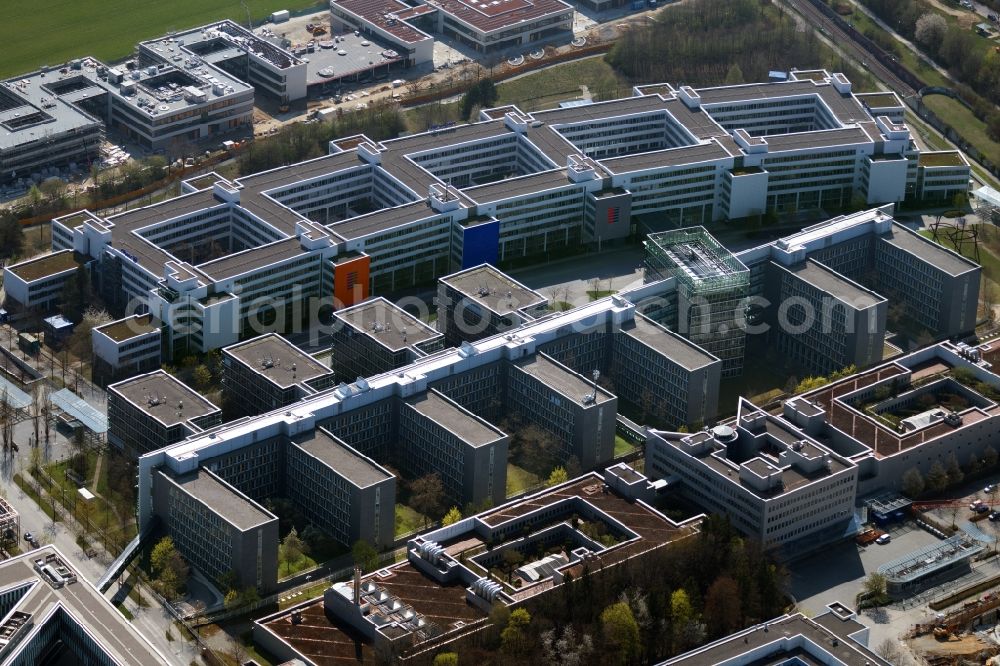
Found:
[909,632,997,659]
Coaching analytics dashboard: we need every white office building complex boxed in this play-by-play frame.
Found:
[30,71,968,356]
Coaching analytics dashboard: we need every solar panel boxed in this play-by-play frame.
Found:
[50,389,108,434]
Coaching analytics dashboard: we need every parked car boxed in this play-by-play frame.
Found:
[989,511,1000,521]
[876,533,891,545]
[977,504,991,514]
[970,499,985,511]
[22,532,32,543]
[986,485,996,494]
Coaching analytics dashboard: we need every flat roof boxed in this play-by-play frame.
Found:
[763,126,872,152]
[161,468,274,530]
[662,612,888,666]
[881,224,978,276]
[621,314,719,370]
[328,200,440,240]
[110,371,219,427]
[334,297,441,352]
[425,0,571,34]
[333,0,434,43]
[512,354,614,406]
[224,334,332,388]
[7,251,80,282]
[291,429,391,487]
[95,314,158,342]
[197,237,307,280]
[462,168,573,203]
[440,264,546,315]
[918,151,966,167]
[601,141,731,174]
[405,391,504,446]
[779,259,883,306]
[0,547,167,664]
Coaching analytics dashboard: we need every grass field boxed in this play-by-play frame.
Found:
[506,463,541,496]
[922,95,1000,169]
[0,0,324,78]
[614,435,637,458]
[496,56,628,111]
[394,503,430,537]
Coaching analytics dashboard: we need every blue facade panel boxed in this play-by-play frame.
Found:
[461,220,500,269]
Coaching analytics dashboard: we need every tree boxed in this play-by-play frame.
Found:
[352,539,379,573]
[459,79,498,119]
[151,536,178,576]
[151,536,189,599]
[500,607,531,654]
[670,588,696,652]
[192,365,212,392]
[914,13,947,52]
[724,63,744,85]
[546,466,568,487]
[946,452,964,487]
[862,571,887,599]
[985,446,999,470]
[875,638,903,664]
[703,575,742,636]
[279,527,307,574]
[442,506,462,526]
[541,626,594,666]
[502,549,524,582]
[901,467,925,498]
[432,653,458,666]
[600,601,640,663]
[409,473,446,523]
[926,461,948,493]
[0,216,24,261]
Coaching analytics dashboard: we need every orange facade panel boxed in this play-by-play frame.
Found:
[333,255,370,308]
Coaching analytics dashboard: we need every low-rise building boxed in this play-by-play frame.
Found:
[3,250,83,311]
[646,399,858,556]
[222,333,336,417]
[91,313,162,387]
[108,370,221,453]
[660,603,889,666]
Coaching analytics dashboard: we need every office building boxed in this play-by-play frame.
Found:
[646,399,858,556]
[91,313,163,387]
[107,370,222,453]
[286,428,396,548]
[736,207,981,359]
[2,250,83,311]
[400,390,508,506]
[764,259,886,375]
[253,469,700,662]
[222,333,336,417]
[0,546,167,663]
[331,0,574,55]
[329,297,443,380]
[44,71,967,356]
[644,227,750,377]
[660,603,889,666]
[507,353,616,469]
[152,467,279,592]
[436,263,548,345]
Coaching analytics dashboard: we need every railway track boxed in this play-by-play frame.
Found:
[784,0,918,98]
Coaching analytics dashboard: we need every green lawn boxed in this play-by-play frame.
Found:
[614,435,637,457]
[13,473,59,523]
[496,56,628,112]
[0,0,324,78]
[918,227,1000,293]
[922,95,1000,169]
[506,463,541,496]
[586,290,617,301]
[394,503,430,537]
[278,552,318,578]
[848,9,950,89]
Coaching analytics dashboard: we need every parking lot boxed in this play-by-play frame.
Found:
[791,521,941,616]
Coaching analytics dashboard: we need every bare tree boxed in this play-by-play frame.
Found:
[875,638,903,664]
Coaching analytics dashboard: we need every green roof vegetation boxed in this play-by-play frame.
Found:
[8,251,80,282]
[918,152,965,167]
